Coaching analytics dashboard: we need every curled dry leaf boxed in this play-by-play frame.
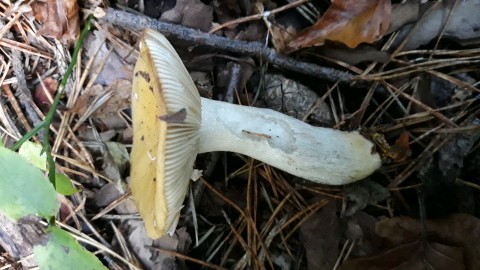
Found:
[287,0,391,50]
[84,30,135,85]
[341,214,480,270]
[300,202,339,270]
[340,240,464,270]
[32,0,80,44]
[392,0,480,50]
[269,24,297,53]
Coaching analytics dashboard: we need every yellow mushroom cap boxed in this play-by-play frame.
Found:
[130,29,201,238]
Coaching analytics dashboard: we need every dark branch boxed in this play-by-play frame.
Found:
[99,8,353,83]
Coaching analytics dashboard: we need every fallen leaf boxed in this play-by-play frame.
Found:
[345,211,383,257]
[160,0,213,32]
[84,31,135,85]
[375,214,480,269]
[31,0,80,44]
[94,183,137,215]
[345,181,390,216]
[300,202,339,270]
[143,0,176,18]
[211,0,243,25]
[72,80,131,130]
[340,214,480,269]
[95,80,131,117]
[269,24,297,53]
[287,0,391,50]
[340,214,480,270]
[418,118,480,215]
[340,240,464,270]
[386,1,421,35]
[392,0,480,50]
[125,221,190,269]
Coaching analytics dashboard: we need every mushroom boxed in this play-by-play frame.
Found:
[130,29,382,238]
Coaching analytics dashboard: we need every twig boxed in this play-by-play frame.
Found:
[1,84,32,132]
[99,8,352,83]
[225,63,241,103]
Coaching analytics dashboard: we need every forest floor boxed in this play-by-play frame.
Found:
[0,0,480,269]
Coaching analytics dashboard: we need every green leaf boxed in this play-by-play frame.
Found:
[34,226,107,270]
[0,147,59,220]
[19,141,47,171]
[55,173,79,196]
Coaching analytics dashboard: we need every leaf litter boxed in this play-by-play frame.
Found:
[1,0,480,269]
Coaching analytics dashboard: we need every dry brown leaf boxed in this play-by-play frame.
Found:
[71,80,131,130]
[287,0,391,50]
[392,0,480,50]
[84,30,135,86]
[340,214,480,270]
[160,0,213,32]
[269,24,296,53]
[340,240,464,270]
[300,202,339,270]
[125,221,190,269]
[32,0,80,44]
[94,80,131,117]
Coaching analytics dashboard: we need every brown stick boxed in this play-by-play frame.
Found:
[99,8,352,83]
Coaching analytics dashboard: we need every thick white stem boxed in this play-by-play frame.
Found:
[198,98,381,185]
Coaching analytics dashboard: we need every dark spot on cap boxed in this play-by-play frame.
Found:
[149,86,153,92]
[141,135,144,141]
[153,177,156,182]
[137,71,151,82]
